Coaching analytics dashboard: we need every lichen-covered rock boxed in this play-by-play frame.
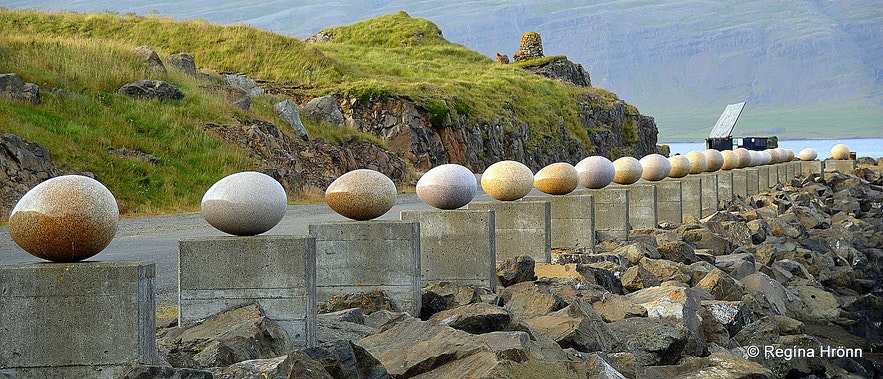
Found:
[534,162,578,195]
[0,73,40,105]
[118,79,184,101]
[201,171,287,236]
[416,164,477,209]
[303,95,344,127]
[325,169,396,220]
[9,175,118,262]
[481,160,534,201]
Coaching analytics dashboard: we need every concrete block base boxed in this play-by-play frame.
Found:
[699,173,719,216]
[578,188,629,241]
[716,171,733,203]
[309,221,421,316]
[670,176,702,221]
[745,168,760,195]
[468,201,551,264]
[523,194,595,253]
[799,161,823,177]
[654,179,682,224]
[628,184,658,230]
[0,262,157,379]
[401,209,496,289]
[731,169,748,198]
[179,236,317,348]
[757,166,771,190]
[824,160,857,174]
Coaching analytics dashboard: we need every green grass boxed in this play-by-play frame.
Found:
[0,8,628,217]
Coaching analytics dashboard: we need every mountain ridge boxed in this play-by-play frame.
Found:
[7,0,881,140]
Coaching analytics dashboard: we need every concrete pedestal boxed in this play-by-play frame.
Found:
[768,164,780,186]
[468,201,551,264]
[716,171,733,203]
[824,160,857,174]
[578,188,629,241]
[731,169,748,198]
[799,161,823,177]
[401,209,496,289]
[179,236,316,348]
[309,221,421,316]
[777,163,789,183]
[757,166,771,190]
[746,168,760,195]
[671,176,702,221]
[0,262,157,379]
[699,173,719,216]
[523,194,595,253]
[628,184,658,230]
[655,179,683,224]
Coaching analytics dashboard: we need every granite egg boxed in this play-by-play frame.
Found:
[534,162,579,195]
[576,156,615,189]
[639,154,672,181]
[668,155,691,178]
[481,160,534,201]
[734,148,752,168]
[775,148,789,162]
[797,148,818,161]
[703,149,725,172]
[831,144,850,160]
[764,149,780,164]
[8,175,119,262]
[758,150,773,165]
[416,164,477,209]
[720,150,739,170]
[685,151,707,174]
[326,169,396,220]
[612,156,643,185]
[201,171,287,236]
[785,149,795,161]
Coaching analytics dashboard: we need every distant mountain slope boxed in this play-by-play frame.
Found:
[6,0,883,140]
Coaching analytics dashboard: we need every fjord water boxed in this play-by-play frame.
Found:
[663,138,883,160]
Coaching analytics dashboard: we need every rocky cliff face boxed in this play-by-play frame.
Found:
[1,133,64,219]
[340,93,657,172]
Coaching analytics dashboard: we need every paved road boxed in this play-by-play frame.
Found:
[0,191,497,305]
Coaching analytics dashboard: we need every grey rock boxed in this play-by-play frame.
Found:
[274,350,333,379]
[740,272,805,318]
[497,255,537,287]
[620,265,660,292]
[639,257,692,283]
[0,73,40,105]
[303,340,391,379]
[120,365,212,379]
[732,316,780,347]
[421,282,481,319]
[1,133,64,218]
[714,253,756,280]
[657,241,699,264]
[428,302,512,334]
[363,310,411,331]
[118,80,184,101]
[208,357,286,379]
[475,331,531,362]
[132,45,167,74]
[317,315,377,345]
[274,100,308,140]
[608,318,690,367]
[695,268,745,301]
[641,353,771,379]
[321,308,365,325]
[155,303,290,369]
[500,281,567,320]
[319,290,402,315]
[519,56,591,87]
[222,73,263,97]
[303,95,345,127]
[701,300,754,337]
[169,53,197,76]
[204,85,250,111]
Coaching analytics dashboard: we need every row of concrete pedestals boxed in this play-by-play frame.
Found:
[0,159,855,378]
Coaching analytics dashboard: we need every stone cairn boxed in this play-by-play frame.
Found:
[513,31,544,62]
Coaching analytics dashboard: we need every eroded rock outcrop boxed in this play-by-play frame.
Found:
[1,133,63,219]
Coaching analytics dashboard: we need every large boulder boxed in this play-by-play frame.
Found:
[519,56,591,87]
[318,290,402,315]
[118,80,184,101]
[132,45,167,74]
[1,133,64,219]
[420,282,481,319]
[608,318,691,367]
[301,339,391,379]
[497,255,537,287]
[522,299,618,353]
[223,73,263,97]
[641,353,771,378]
[274,100,308,140]
[169,53,197,76]
[428,303,512,334]
[0,73,40,105]
[500,281,567,320]
[156,303,290,369]
[303,95,345,127]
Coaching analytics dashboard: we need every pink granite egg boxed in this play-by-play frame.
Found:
[575,156,615,189]
[639,154,672,181]
[416,164,477,209]
[326,169,396,220]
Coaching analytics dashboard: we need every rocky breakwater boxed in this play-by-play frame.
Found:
[0,134,63,221]
[138,168,882,378]
[335,93,657,173]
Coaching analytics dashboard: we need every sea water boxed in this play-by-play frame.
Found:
[662,138,883,160]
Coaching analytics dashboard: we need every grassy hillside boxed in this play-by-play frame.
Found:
[0,9,618,216]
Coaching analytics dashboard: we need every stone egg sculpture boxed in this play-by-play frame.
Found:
[8,175,119,262]
[202,171,287,236]
[639,154,672,181]
[775,148,789,162]
[534,162,579,195]
[612,156,643,185]
[481,160,534,201]
[720,150,739,170]
[703,149,725,172]
[734,148,752,168]
[757,150,773,165]
[797,148,818,161]
[831,144,850,160]
[785,149,795,161]
[668,155,691,178]
[685,151,707,174]
[326,169,396,220]
[575,156,616,189]
[764,149,780,164]
[416,164,477,209]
